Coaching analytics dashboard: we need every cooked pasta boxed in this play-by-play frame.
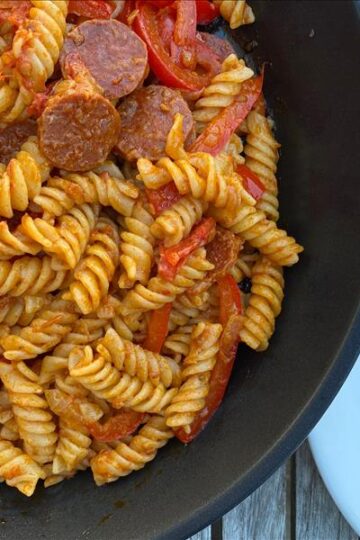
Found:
[0,136,51,218]
[20,204,100,269]
[165,322,222,431]
[151,196,207,247]
[90,415,173,486]
[118,200,155,288]
[240,256,285,350]
[0,298,78,360]
[244,111,280,221]
[0,1,302,495]
[0,255,69,297]
[214,0,255,29]
[193,54,254,133]
[63,217,120,314]
[34,171,139,218]
[68,346,178,414]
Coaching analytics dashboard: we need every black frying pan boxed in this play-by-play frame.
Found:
[1,1,359,539]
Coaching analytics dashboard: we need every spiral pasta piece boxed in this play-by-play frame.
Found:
[52,417,92,475]
[229,249,259,282]
[0,439,45,496]
[119,248,214,316]
[68,346,178,414]
[62,217,120,314]
[211,200,303,266]
[0,136,51,218]
[165,322,222,431]
[193,54,254,132]
[0,1,68,124]
[163,325,194,360]
[244,111,280,221]
[151,196,207,247]
[0,299,78,361]
[214,0,255,29]
[0,255,69,297]
[97,328,181,388]
[239,256,284,351]
[20,204,100,269]
[0,221,42,260]
[169,289,210,330]
[0,389,19,441]
[118,201,155,288]
[90,415,173,486]
[0,362,57,464]
[33,169,138,219]
[0,294,51,327]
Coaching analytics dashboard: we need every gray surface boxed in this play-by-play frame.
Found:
[191,442,358,540]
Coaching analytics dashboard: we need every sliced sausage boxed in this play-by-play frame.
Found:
[198,32,236,63]
[39,91,120,171]
[0,119,37,164]
[114,85,194,162]
[60,19,148,100]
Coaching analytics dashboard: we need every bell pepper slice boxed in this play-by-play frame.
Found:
[133,1,214,91]
[146,182,182,216]
[196,0,220,24]
[87,410,145,442]
[158,217,216,280]
[176,273,243,443]
[190,71,264,155]
[143,303,172,353]
[236,164,265,201]
[68,0,113,18]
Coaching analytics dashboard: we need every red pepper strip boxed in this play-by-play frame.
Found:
[158,217,216,281]
[146,182,182,215]
[190,71,264,155]
[236,164,265,201]
[143,303,172,353]
[174,0,196,46]
[176,274,243,443]
[196,0,220,24]
[147,0,174,7]
[68,0,113,18]
[87,410,145,442]
[133,1,213,91]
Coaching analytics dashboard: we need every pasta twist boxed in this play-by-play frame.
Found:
[163,325,194,359]
[118,200,155,288]
[20,204,100,269]
[0,299,78,361]
[0,221,41,260]
[90,415,173,486]
[0,389,19,441]
[0,136,51,218]
[214,0,255,29]
[97,328,181,388]
[119,248,214,316]
[68,346,178,414]
[240,256,284,350]
[165,322,222,431]
[169,290,210,330]
[60,171,139,216]
[193,54,254,133]
[244,111,280,221]
[0,294,51,327]
[52,417,92,475]
[151,196,208,247]
[33,169,138,219]
[62,217,120,314]
[0,362,57,464]
[212,201,303,266]
[229,249,259,282]
[0,439,45,496]
[0,255,69,297]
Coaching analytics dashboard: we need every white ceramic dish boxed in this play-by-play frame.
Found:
[309,354,360,535]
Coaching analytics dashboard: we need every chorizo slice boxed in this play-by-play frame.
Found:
[114,85,195,162]
[0,119,37,165]
[60,19,148,100]
[38,90,120,171]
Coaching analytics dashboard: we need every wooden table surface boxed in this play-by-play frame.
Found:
[188,441,358,540]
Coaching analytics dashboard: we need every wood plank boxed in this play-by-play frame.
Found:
[296,442,358,540]
[222,460,289,540]
[188,527,212,540]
